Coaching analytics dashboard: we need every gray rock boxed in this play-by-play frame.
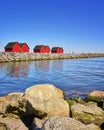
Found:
[0,116,28,130]
[0,122,9,130]
[0,92,23,115]
[42,117,100,130]
[31,117,47,130]
[1,52,104,62]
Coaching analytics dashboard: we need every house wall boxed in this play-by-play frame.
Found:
[57,48,62,53]
[21,45,29,52]
[45,47,50,53]
[12,43,21,52]
[57,48,64,53]
[61,49,64,53]
[40,46,46,53]
[51,50,57,53]
[5,48,12,52]
[34,50,40,53]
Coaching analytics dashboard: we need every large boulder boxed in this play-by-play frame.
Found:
[20,97,69,118]
[0,116,28,130]
[42,117,100,130]
[20,84,69,118]
[71,103,104,126]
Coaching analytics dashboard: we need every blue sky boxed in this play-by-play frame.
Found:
[0,0,104,53]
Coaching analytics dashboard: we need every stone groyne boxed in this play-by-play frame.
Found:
[0,52,104,62]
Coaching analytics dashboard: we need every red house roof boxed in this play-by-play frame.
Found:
[19,43,29,48]
[34,45,50,53]
[51,47,64,53]
[5,42,19,49]
[51,47,59,51]
[34,45,43,51]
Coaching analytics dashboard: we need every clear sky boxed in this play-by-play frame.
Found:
[0,0,104,53]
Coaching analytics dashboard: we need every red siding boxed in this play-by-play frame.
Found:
[21,44,29,52]
[57,48,64,53]
[45,47,50,53]
[13,43,22,52]
[40,46,46,53]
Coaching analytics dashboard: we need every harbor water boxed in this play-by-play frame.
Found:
[0,57,104,98]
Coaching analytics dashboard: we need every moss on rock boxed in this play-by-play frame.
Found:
[71,103,104,126]
[86,95,104,108]
[66,99,77,106]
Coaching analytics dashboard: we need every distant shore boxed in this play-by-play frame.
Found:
[0,52,104,62]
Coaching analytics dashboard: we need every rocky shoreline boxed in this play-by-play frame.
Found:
[0,52,104,62]
[0,84,104,130]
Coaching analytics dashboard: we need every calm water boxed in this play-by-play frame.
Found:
[0,57,104,98]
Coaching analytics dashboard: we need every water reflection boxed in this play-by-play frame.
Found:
[34,61,50,70]
[0,62,30,78]
[51,60,63,71]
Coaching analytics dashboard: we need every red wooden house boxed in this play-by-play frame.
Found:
[20,43,30,52]
[5,42,21,52]
[33,45,50,53]
[51,47,64,53]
